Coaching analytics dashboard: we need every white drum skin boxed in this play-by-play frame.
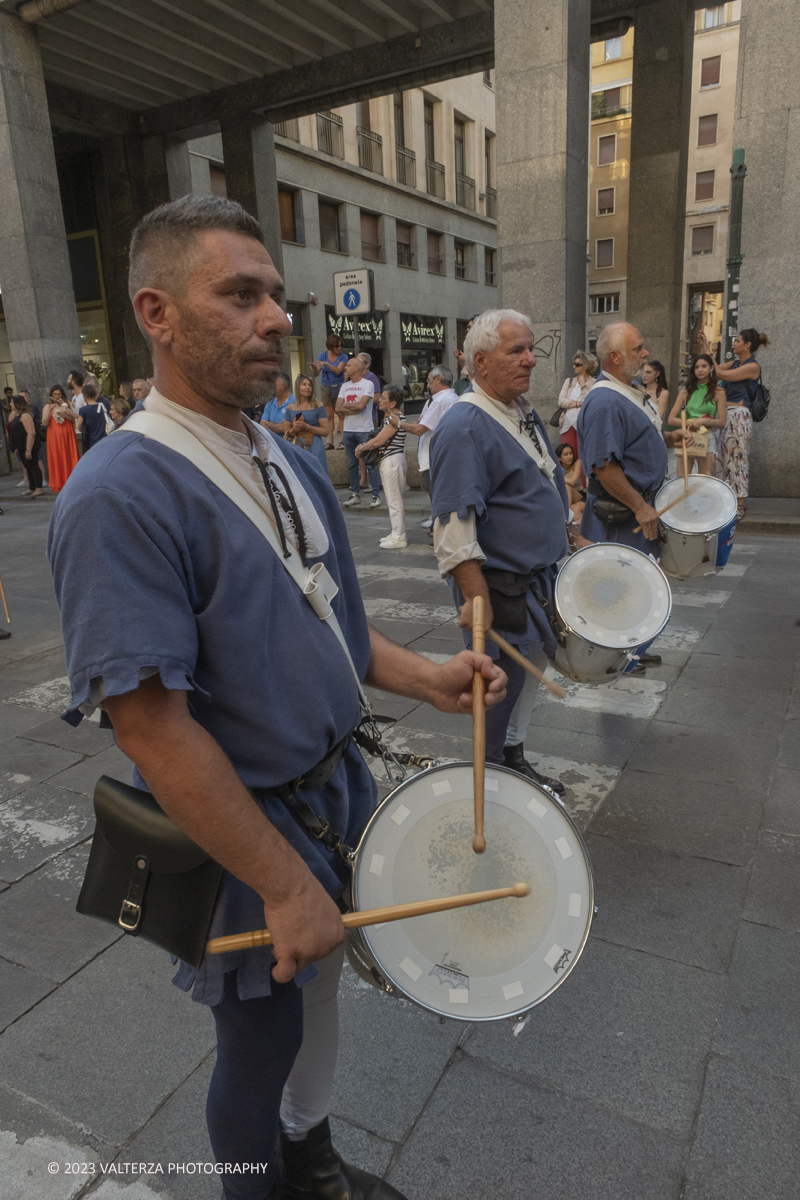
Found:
[552,544,672,685]
[350,763,594,1023]
[656,477,738,581]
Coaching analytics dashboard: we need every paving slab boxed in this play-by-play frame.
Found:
[678,651,795,694]
[0,739,83,804]
[692,628,800,661]
[0,647,69,685]
[46,744,135,797]
[713,922,800,1080]
[0,782,94,882]
[589,769,762,865]
[388,1057,688,1200]
[654,680,788,736]
[0,844,121,981]
[683,1057,800,1200]
[763,768,800,836]
[626,720,777,790]
[743,830,800,933]
[522,723,637,769]
[776,711,800,770]
[19,714,116,756]
[331,964,461,1142]
[0,937,216,1147]
[0,958,56,1034]
[0,703,56,744]
[467,938,723,1137]
[586,834,746,971]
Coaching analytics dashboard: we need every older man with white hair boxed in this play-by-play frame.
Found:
[430,309,571,794]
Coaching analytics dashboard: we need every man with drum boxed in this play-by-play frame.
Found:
[429,308,571,795]
[48,196,508,1200]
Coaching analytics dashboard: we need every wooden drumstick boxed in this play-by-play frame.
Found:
[487,629,565,699]
[0,573,9,624]
[206,882,532,955]
[472,595,486,854]
[632,484,703,533]
[680,408,690,491]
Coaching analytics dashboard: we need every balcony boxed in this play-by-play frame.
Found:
[396,146,416,188]
[273,118,299,141]
[425,158,445,199]
[485,185,497,219]
[317,111,344,158]
[357,127,383,175]
[456,173,476,210]
[591,95,631,121]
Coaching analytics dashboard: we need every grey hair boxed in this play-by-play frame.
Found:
[464,308,534,373]
[128,195,264,302]
[358,351,372,366]
[429,364,453,386]
[276,372,292,388]
[595,323,629,365]
[573,350,599,376]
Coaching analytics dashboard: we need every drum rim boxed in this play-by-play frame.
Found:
[352,761,595,1022]
[554,544,672,650]
[655,477,738,534]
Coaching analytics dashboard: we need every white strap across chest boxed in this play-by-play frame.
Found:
[459,387,559,483]
[118,411,368,708]
[587,376,662,430]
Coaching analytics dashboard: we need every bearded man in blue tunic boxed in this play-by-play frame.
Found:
[48,196,508,1200]
[430,309,571,796]
[576,322,693,672]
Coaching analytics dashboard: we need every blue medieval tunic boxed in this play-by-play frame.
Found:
[429,399,570,660]
[47,410,377,1006]
[576,371,668,556]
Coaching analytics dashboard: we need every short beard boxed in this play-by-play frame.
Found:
[174,304,282,409]
[619,351,642,385]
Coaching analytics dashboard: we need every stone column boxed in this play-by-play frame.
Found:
[0,13,83,402]
[494,0,591,408]
[220,115,284,276]
[626,0,694,391]
[733,0,797,497]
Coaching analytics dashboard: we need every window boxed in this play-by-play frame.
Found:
[279,189,298,242]
[317,111,344,158]
[597,187,615,215]
[485,247,496,286]
[695,170,715,201]
[604,37,622,61]
[590,294,620,315]
[454,118,466,176]
[209,166,226,197]
[483,69,493,88]
[596,238,614,268]
[319,201,342,252]
[604,87,621,112]
[396,221,413,268]
[427,231,444,275]
[701,56,721,88]
[598,134,616,166]
[356,100,371,132]
[424,99,435,161]
[703,6,725,28]
[691,225,714,255]
[360,211,381,262]
[698,114,718,146]
[454,241,467,280]
[393,92,406,148]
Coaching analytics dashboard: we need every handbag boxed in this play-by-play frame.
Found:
[548,408,561,428]
[748,373,771,423]
[482,568,530,633]
[99,402,115,435]
[361,446,382,468]
[77,776,223,967]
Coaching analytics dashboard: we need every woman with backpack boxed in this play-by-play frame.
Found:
[9,394,44,497]
[667,354,727,479]
[699,327,769,518]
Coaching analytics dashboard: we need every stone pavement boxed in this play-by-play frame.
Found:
[0,469,798,1200]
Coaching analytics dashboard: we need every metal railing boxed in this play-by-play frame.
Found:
[425,158,445,198]
[485,185,497,219]
[591,96,631,120]
[317,111,344,158]
[395,145,416,187]
[396,243,413,268]
[273,118,299,141]
[357,127,383,175]
[427,254,444,275]
[456,173,475,210]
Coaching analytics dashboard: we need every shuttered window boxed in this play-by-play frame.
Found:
[691,225,714,255]
[701,56,721,87]
[698,114,718,146]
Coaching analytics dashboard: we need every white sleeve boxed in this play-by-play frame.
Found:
[433,508,487,578]
[422,396,447,435]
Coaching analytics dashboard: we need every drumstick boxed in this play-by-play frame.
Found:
[206,882,532,955]
[632,484,703,533]
[0,573,9,624]
[680,409,689,491]
[472,595,486,854]
[487,629,565,699]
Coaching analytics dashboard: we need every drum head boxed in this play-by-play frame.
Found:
[656,476,737,534]
[353,763,593,1021]
[555,544,671,649]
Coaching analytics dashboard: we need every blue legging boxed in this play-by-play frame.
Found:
[208,971,304,1200]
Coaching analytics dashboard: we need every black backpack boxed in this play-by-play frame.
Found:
[747,372,771,423]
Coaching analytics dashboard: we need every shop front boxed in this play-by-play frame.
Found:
[325,308,386,381]
[400,313,446,413]
[287,303,307,386]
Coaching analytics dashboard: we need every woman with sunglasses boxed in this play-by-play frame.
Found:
[308,334,347,449]
[557,350,598,486]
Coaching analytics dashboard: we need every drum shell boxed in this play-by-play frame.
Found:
[551,620,632,685]
[658,527,719,580]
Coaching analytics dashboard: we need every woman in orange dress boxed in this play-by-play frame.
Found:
[42,384,79,493]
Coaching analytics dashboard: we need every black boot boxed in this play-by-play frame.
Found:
[637,652,662,667]
[277,1118,408,1200]
[502,742,565,797]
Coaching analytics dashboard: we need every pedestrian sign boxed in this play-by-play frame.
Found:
[333,269,373,316]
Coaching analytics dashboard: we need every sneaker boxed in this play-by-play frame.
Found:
[381,537,407,549]
[344,494,361,507]
[42,479,48,487]
[15,480,25,488]
[421,517,433,529]
[370,496,381,508]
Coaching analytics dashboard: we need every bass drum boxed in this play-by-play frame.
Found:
[656,476,738,580]
[350,763,593,1023]
[552,544,671,684]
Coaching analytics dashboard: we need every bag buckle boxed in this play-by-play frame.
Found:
[118,898,142,931]
[118,853,150,934]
